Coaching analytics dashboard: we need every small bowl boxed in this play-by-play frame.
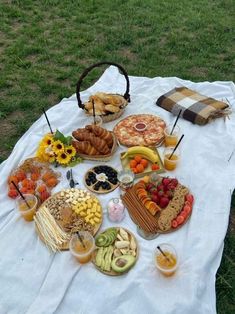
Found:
[134,122,147,132]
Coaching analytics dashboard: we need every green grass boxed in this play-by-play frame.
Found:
[0,0,234,312]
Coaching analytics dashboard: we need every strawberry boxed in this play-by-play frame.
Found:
[151,194,158,203]
[171,178,178,187]
[146,183,154,191]
[185,194,194,204]
[165,190,173,199]
[167,183,176,191]
[151,188,158,195]
[157,184,164,191]
[157,190,164,198]
[162,177,171,186]
[159,197,169,208]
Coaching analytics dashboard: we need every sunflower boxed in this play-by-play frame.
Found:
[41,134,54,146]
[65,145,76,158]
[52,140,64,154]
[56,151,71,165]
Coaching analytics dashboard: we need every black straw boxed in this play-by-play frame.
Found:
[169,134,184,160]
[157,246,171,263]
[170,109,182,135]
[92,100,96,125]
[12,181,31,209]
[43,108,53,134]
[77,231,86,248]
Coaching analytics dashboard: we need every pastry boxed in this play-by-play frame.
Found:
[85,125,113,148]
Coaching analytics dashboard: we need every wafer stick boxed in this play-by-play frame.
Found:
[122,195,152,232]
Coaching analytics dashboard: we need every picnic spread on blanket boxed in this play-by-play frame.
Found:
[0,63,235,314]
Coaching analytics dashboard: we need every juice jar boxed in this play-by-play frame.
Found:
[16,194,38,222]
[69,231,95,264]
[155,243,178,277]
[163,146,180,171]
[164,125,180,147]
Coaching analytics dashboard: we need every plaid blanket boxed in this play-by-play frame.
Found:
[156,87,229,125]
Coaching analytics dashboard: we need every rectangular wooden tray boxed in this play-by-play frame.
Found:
[120,147,165,178]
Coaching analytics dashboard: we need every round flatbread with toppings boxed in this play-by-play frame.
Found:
[113,114,166,147]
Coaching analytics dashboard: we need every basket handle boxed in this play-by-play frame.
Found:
[76,61,130,109]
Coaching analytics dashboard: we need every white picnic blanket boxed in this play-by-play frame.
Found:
[0,66,235,314]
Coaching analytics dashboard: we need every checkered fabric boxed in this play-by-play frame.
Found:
[156,87,229,125]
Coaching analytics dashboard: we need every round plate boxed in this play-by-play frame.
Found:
[35,188,103,250]
[113,114,166,147]
[92,227,139,276]
[84,165,119,194]
[121,178,193,236]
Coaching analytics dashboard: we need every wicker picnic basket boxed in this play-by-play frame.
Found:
[76,61,130,123]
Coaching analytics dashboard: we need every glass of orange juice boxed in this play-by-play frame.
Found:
[16,194,38,222]
[155,243,178,277]
[164,125,180,147]
[164,146,180,171]
[69,231,95,264]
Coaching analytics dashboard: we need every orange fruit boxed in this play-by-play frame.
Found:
[8,175,19,185]
[22,179,31,188]
[8,189,18,198]
[134,155,142,163]
[136,164,145,173]
[15,170,27,182]
[37,185,47,193]
[140,159,148,168]
[20,187,28,194]
[152,164,160,171]
[129,159,137,168]
[45,178,58,188]
[131,167,138,174]
[31,172,40,181]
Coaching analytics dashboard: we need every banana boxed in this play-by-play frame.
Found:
[121,146,159,163]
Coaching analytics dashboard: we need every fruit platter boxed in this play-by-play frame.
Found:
[113,114,166,147]
[122,176,194,235]
[92,227,138,276]
[84,165,119,194]
[7,157,60,203]
[120,146,165,178]
[72,125,117,161]
[34,188,103,251]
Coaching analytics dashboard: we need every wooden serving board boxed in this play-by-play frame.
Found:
[35,189,103,250]
[92,227,139,276]
[120,147,165,179]
[122,183,193,236]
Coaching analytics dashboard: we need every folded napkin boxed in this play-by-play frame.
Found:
[156,87,230,125]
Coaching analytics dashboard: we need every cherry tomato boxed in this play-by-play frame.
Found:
[171,220,178,228]
[176,215,185,225]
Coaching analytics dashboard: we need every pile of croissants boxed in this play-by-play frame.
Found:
[84,92,127,115]
[72,125,114,156]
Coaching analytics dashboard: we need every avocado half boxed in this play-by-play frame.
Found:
[111,254,135,273]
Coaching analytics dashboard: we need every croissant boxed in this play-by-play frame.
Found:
[96,93,127,107]
[85,125,113,148]
[72,130,110,155]
[72,140,99,155]
[89,95,106,114]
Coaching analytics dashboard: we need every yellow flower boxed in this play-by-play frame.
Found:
[49,156,56,163]
[52,140,64,154]
[56,151,71,165]
[65,145,76,157]
[41,134,54,146]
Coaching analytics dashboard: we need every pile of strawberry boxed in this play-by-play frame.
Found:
[145,177,178,208]
[145,177,194,229]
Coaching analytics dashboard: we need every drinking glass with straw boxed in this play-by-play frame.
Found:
[13,181,38,222]
[69,231,95,264]
[164,110,182,147]
[163,134,184,171]
[155,243,178,277]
